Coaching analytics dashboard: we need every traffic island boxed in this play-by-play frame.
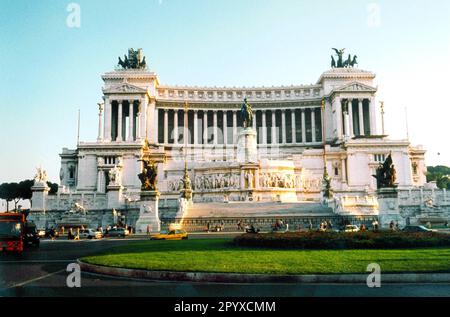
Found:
[79,238,450,283]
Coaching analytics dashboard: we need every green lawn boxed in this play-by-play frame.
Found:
[82,239,450,275]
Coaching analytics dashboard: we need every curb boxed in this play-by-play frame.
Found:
[77,260,450,284]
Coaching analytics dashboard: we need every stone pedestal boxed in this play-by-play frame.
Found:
[107,184,123,209]
[237,128,257,163]
[135,191,161,233]
[377,188,404,228]
[31,182,50,212]
[175,197,193,219]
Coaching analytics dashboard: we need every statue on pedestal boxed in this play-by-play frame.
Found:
[108,165,121,186]
[118,48,147,70]
[372,154,398,189]
[322,169,333,199]
[240,98,253,128]
[331,48,358,68]
[34,167,48,186]
[138,158,158,191]
[180,166,193,200]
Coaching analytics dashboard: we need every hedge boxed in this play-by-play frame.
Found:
[233,231,450,249]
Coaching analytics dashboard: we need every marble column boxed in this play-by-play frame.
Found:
[164,109,169,144]
[184,109,189,145]
[358,99,364,136]
[135,106,141,141]
[348,99,354,137]
[271,110,276,144]
[174,109,179,144]
[97,103,104,142]
[141,98,148,141]
[203,111,208,144]
[281,110,286,144]
[97,170,104,193]
[232,110,237,144]
[262,110,267,144]
[291,109,296,143]
[301,109,306,144]
[146,98,156,143]
[369,97,377,135]
[128,101,134,141]
[213,110,218,145]
[311,108,316,143]
[343,109,350,138]
[103,98,111,142]
[223,111,227,145]
[117,101,123,142]
[341,158,347,183]
[334,97,342,140]
[148,105,154,142]
[194,110,199,145]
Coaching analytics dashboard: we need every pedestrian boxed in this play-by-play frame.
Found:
[389,220,395,231]
[308,220,313,231]
[395,221,400,231]
[207,222,211,233]
[50,226,56,241]
[147,224,150,235]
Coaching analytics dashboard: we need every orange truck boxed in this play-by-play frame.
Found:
[0,213,25,253]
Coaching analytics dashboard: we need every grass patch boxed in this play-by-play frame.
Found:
[82,238,450,275]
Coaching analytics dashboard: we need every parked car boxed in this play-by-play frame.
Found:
[245,225,260,234]
[151,229,188,240]
[106,228,129,238]
[37,229,46,238]
[23,222,40,247]
[402,225,435,233]
[79,229,103,239]
[343,225,360,233]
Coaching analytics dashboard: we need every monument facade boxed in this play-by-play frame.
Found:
[29,48,447,230]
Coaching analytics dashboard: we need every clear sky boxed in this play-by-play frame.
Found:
[1,0,450,184]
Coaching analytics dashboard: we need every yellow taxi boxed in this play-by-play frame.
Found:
[150,229,188,240]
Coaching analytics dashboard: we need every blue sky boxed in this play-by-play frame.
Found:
[1,0,450,183]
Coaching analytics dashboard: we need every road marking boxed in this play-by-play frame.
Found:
[7,269,66,289]
[0,260,73,264]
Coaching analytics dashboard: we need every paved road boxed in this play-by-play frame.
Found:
[1,235,450,297]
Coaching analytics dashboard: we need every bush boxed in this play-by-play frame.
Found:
[233,231,450,250]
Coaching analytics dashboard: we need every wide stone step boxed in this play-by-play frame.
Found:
[176,201,334,218]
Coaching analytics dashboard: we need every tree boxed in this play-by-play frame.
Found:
[427,165,450,190]
[47,181,58,194]
[0,183,15,211]
[0,179,59,212]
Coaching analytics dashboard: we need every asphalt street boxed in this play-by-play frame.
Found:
[1,234,450,297]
